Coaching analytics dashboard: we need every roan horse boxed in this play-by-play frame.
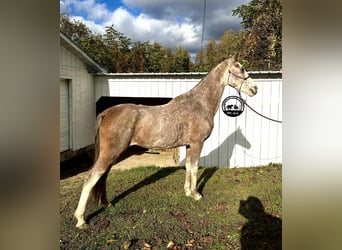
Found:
[74,54,258,229]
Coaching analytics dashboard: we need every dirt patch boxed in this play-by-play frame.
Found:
[60,147,179,179]
[113,149,179,170]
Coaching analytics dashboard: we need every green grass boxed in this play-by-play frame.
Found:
[60,164,281,249]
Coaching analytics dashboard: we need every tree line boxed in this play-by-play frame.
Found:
[60,0,281,72]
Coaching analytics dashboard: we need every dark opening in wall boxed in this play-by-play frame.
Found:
[96,96,172,115]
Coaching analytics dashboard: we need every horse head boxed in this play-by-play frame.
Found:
[223,54,258,97]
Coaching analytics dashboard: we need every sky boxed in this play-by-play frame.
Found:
[60,0,249,59]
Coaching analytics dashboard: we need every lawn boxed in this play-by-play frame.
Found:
[60,164,281,249]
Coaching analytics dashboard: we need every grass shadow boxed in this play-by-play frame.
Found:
[197,167,218,194]
[86,167,182,223]
[239,196,282,249]
[110,167,181,205]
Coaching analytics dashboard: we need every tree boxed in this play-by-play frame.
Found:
[160,47,173,72]
[79,34,111,70]
[204,38,219,71]
[60,13,91,43]
[144,42,164,73]
[104,25,131,72]
[126,42,145,73]
[192,50,206,72]
[218,30,243,61]
[233,0,282,70]
[171,46,190,72]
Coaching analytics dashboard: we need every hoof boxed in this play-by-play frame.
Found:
[98,198,109,206]
[76,222,89,230]
[185,189,192,197]
[185,190,202,201]
[192,192,202,201]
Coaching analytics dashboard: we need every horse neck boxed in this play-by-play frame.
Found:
[188,62,227,117]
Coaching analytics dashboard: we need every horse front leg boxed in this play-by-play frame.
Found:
[184,151,191,197]
[189,160,202,200]
[184,143,203,201]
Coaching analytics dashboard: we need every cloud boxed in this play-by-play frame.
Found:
[104,9,200,50]
[60,0,248,58]
[123,0,203,21]
[61,0,110,20]
[60,0,71,13]
[72,15,106,34]
[122,0,248,30]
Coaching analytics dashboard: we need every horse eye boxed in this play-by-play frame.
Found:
[241,67,245,72]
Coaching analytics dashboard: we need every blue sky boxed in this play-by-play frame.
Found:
[60,0,249,58]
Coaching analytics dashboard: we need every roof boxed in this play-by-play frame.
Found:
[60,32,107,74]
[95,71,282,79]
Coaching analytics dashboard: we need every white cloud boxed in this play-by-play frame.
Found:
[72,15,106,34]
[60,0,109,20]
[60,0,72,14]
[60,0,247,55]
[105,7,135,32]
[101,7,200,51]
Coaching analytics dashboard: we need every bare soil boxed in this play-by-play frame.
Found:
[60,147,179,179]
[114,149,179,170]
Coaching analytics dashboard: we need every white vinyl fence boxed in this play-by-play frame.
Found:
[94,72,282,167]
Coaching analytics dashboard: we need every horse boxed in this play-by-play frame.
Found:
[74,54,258,229]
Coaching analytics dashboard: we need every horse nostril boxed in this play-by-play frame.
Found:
[253,86,258,95]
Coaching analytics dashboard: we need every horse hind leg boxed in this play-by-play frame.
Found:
[74,151,115,229]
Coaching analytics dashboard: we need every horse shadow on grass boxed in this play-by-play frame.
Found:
[109,167,181,205]
[86,167,181,223]
[239,196,282,250]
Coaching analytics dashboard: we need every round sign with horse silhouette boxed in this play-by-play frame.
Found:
[222,96,245,117]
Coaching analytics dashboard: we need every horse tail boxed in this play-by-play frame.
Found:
[94,113,104,162]
[92,112,110,205]
[93,170,109,205]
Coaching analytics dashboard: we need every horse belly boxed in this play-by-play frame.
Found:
[131,118,186,149]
